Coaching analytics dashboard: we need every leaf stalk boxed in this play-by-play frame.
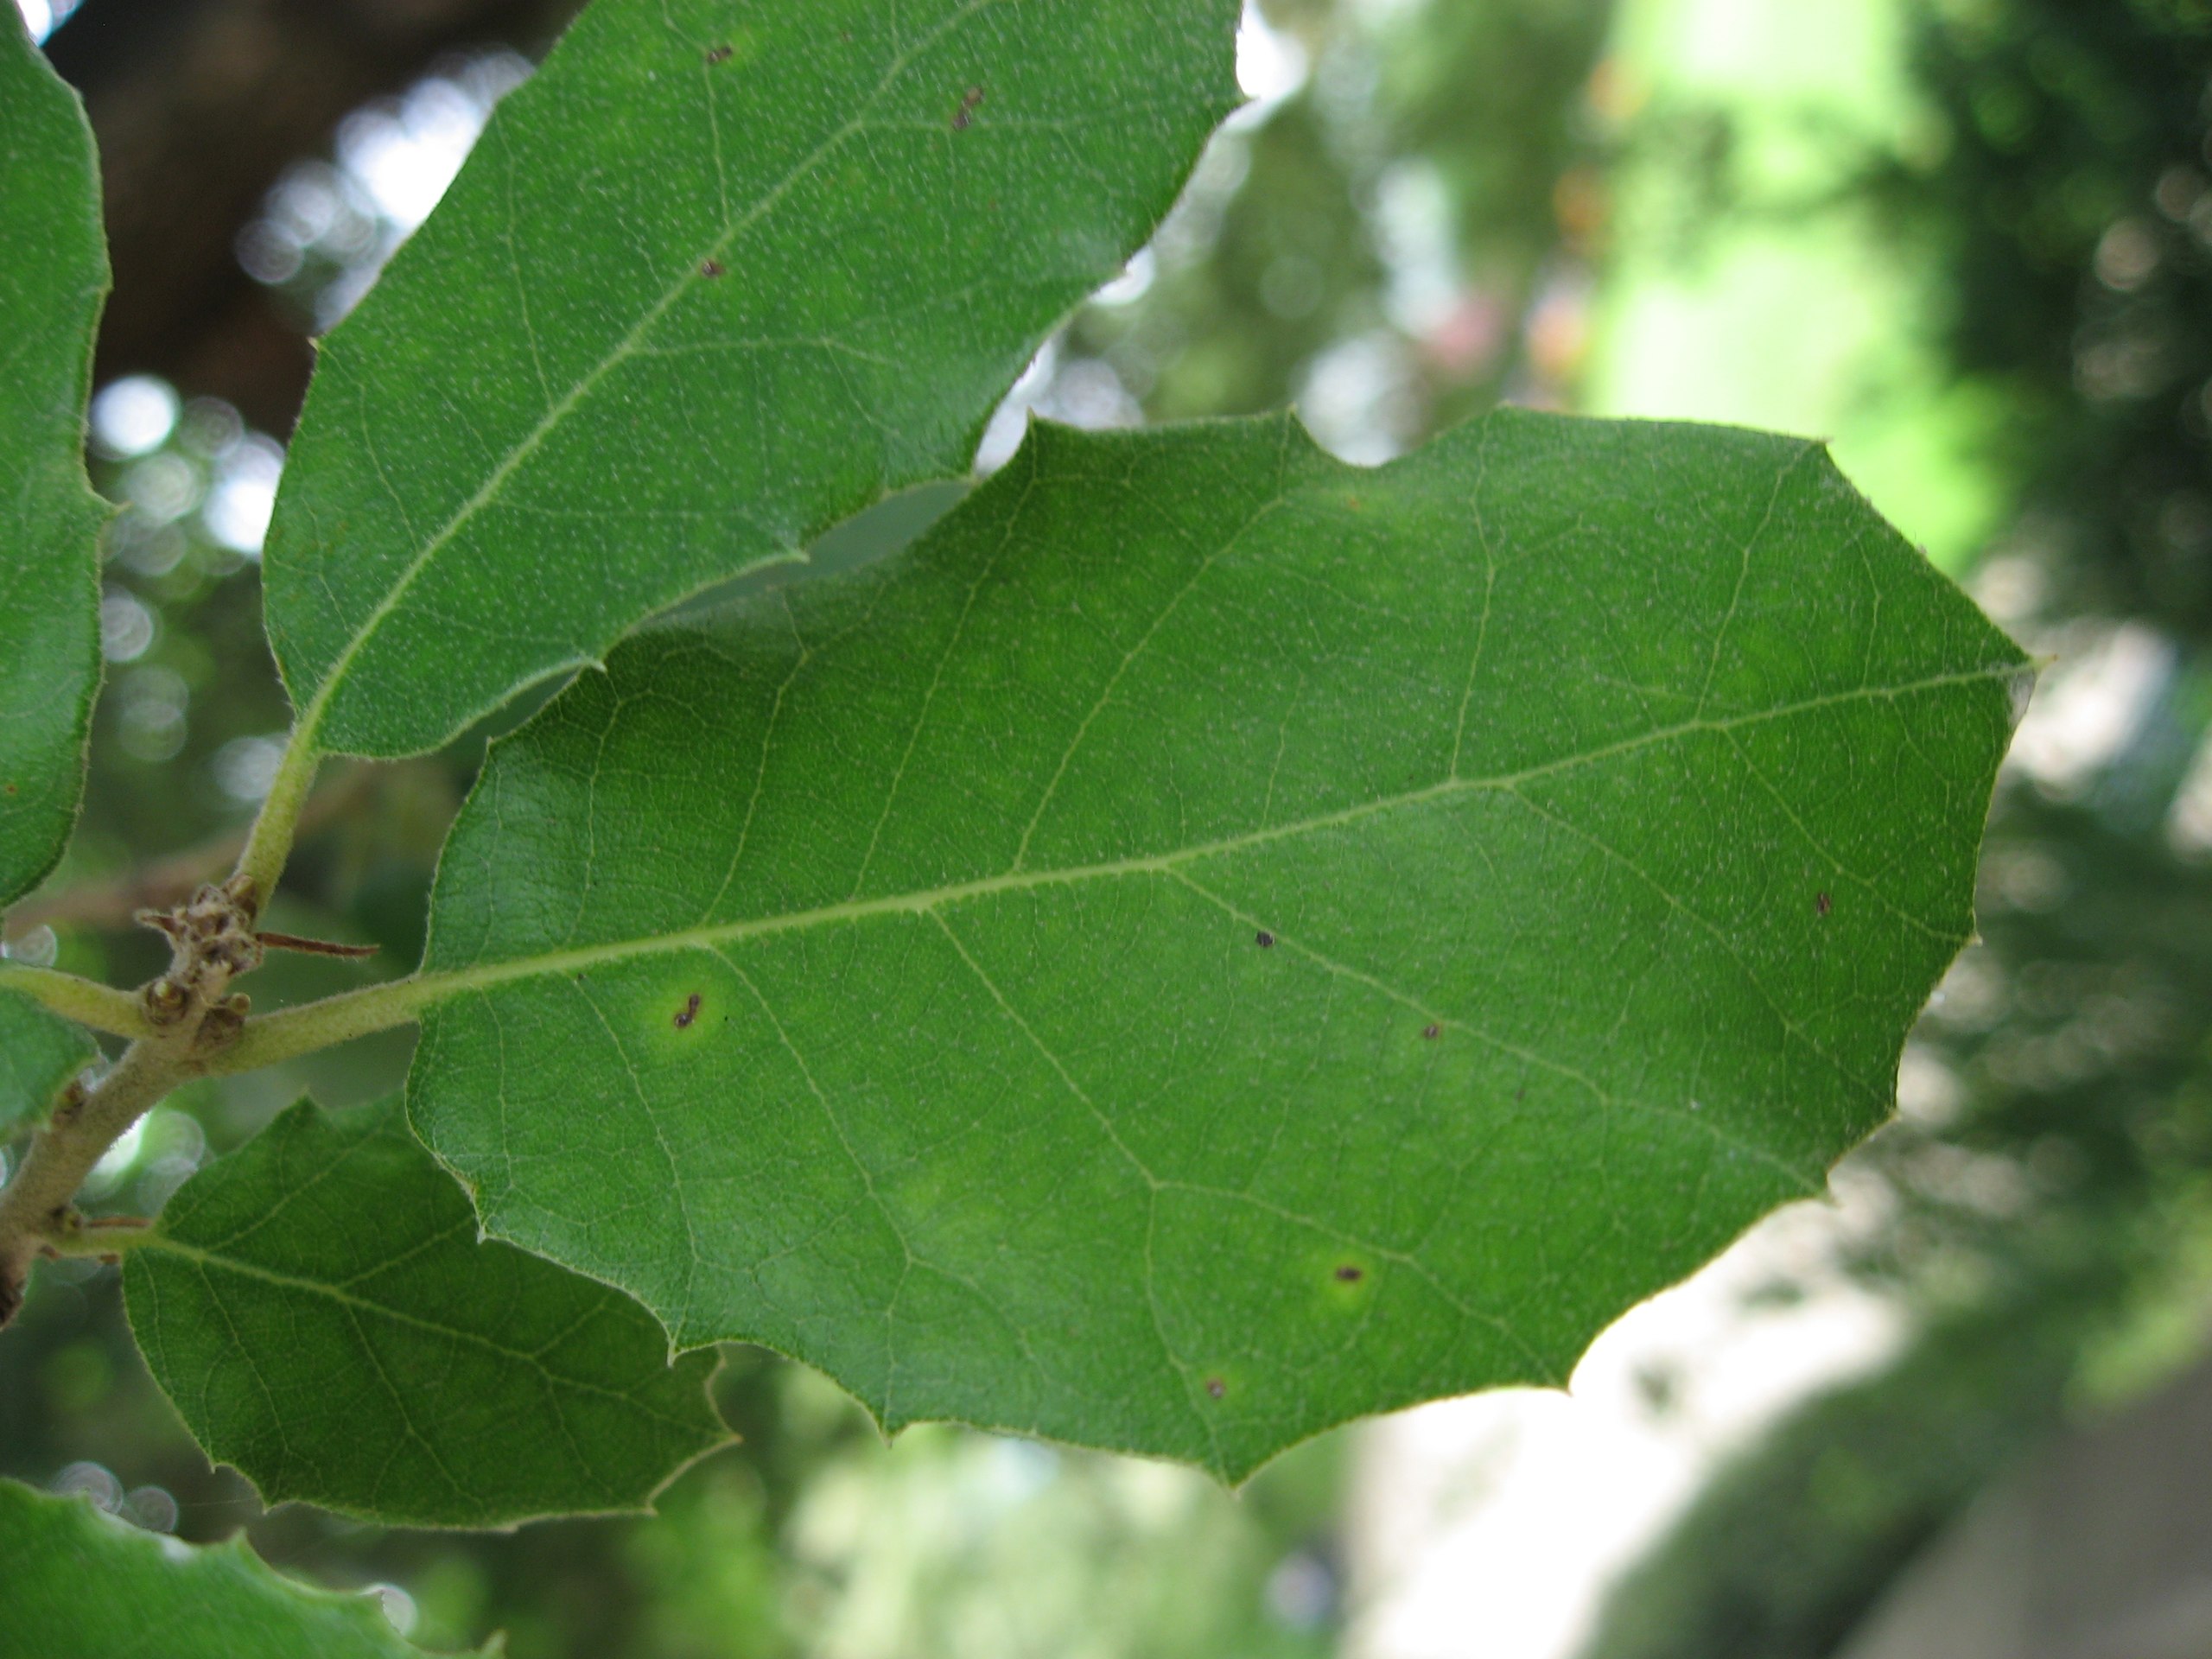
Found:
[228,728,321,917]
[207,974,432,1075]
[0,961,152,1040]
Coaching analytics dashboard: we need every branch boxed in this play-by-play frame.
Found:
[0,880,264,1325]
[0,1041,179,1318]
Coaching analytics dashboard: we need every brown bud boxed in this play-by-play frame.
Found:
[143,977,188,1025]
[50,1077,86,1126]
[196,998,248,1053]
[208,931,264,975]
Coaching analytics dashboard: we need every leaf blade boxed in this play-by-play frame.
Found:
[263,0,1239,760]
[0,10,108,905]
[409,410,2024,1478]
[125,1098,731,1528]
[0,1478,454,1658]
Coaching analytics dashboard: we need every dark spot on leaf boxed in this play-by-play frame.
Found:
[1335,1264,1363,1282]
[1816,891,1832,916]
[674,993,702,1030]
[705,42,734,63]
[1255,930,1274,949]
[701,258,727,278]
[952,86,985,130]
[2,783,13,795]
[1421,1023,1440,1040]
[1205,1376,1226,1399]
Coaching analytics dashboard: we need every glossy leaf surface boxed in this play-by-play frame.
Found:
[405,410,2024,1479]
[0,10,107,904]
[0,1478,452,1658]
[262,0,1237,760]
[125,1099,731,1528]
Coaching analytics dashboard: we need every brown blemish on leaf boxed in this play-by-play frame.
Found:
[1421,1023,1440,1040]
[705,42,734,63]
[675,992,702,1030]
[952,86,985,130]
[701,258,727,278]
[1205,1376,1226,1399]
[1816,891,1832,916]
[1255,930,1274,949]
[1335,1264,1363,1283]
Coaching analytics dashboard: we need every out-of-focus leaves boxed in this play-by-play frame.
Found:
[1,1476,463,1657]
[0,997,94,1133]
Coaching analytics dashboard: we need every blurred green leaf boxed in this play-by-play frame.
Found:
[0,10,108,905]
[125,1099,731,1528]
[408,409,2023,1479]
[0,1477,456,1657]
[0,995,94,1133]
[262,0,1238,760]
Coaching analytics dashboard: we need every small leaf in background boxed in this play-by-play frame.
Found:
[262,0,1239,760]
[0,9,110,906]
[408,410,2025,1479]
[126,1099,731,1529]
[0,1478,459,1657]
[0,993,95,1134]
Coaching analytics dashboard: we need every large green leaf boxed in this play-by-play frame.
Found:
[263,0,1237,761]
[125,1099,731,1528]
[0,994,95,1133]
[405,410,2024,1480]
[0,1478,458,1657]
[0,10,107,906]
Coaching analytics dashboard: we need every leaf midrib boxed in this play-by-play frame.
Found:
[409,660,2015,1005]
[284,0,1007,751]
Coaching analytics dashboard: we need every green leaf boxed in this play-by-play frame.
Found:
[263,0,1238,761]
[124,1098,731,1528]
[0,993,94,1133]
[406,410,2024,1480]
[0,1478,454,1658]
[0,10,108,906]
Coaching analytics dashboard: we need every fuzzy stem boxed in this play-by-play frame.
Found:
[0,1038,184,1319]
[0,882,263,1323]
[0,961,153,1040]
[228,728,321,914]
[206,974,434,1075]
